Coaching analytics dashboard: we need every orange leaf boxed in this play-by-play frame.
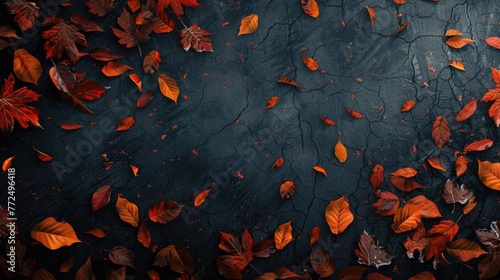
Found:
[270,157,284,170]
[486,37,500,49]
[85,228,106,238]
[409,271,436,280]
[334,140,347,163]
[455,156,468,178]
[13,48,42,84]
[115,116,135,131]
[390,167,417,178]
[137,92,154,108]
[73,79,108,102]
[491,67,500,87]
[355,77,363,83]
[371,190,400,216]
[2,156,14,171]
[425,220,459,260]
[393,0,406,4]
[442,179,473,204]
[392,196,441,233]
[158,74,180,103]
[135,10,153,25]
[449,60,465,71]
[91,185,111,212]
[481,88,500,102]
[60,258,74,273]
[464,139,493,152]
[390,175,423,192]
[265,96,279,109]
[444,29,463,36]
[344,106,362,118]
[431,116,450,149]
[279,181,295,199]
[355,231,393,268]
[427,157,447,171]
[238,14,258,36]
[365,6,375,25]
[370,164,385,189]
[446,37,474,49]
[477,160,500,191]
[34,147,53,162]
[463,196,477,215]
[217,229,253,269]
[90,47,124,61]
[101,61,133,77]
[400,100,416,112]
[116,195,139,227]
[143,50,161,75]
[128,0,140,12]
[253,239,276,258]
[446,238,488,262]
[216,256,243,279]
[319,115,335,126]
[309,226,320,246]
[277,77,301,87]
[301,0,320,18]
[455,100,476,122]
[313,165,327,176]
[310,248,335,277]
[274,221,293,249]
[488,99,500,127]
[31,217,81,250]
[129,73,142,92]
[130,164,139,176]
[75,255,93,280]
[301,54,319,71]
[325,195,354,234]
[138,221,151,248]
[394,21,409,36]
[194,189,211,207]
[60,122,83,130]
[148,200,182,224]
[69,14,103,32]
[404,223,428,260]
[180,23,213,52]
[0,25,18,38]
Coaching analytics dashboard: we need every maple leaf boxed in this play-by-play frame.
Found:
[218,228,253,271]
[180,23,213,52]
[42,16,87,64]
[354,231,393,268]
[112,8,152,55]
[0,73,42,136]
[5,0,40,31]
[441,179,473,204]
[158,0,201,18]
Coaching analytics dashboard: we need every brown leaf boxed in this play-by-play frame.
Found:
[238,14,259,36]
[115,116,135,132]
[273,267,302,279]
[427,157,447,171]
[30,268,56,280]
[456,100,476,122]
[431,116,450,149]
[31,217,81,250]
[325,195,354,234]
[180,23,213,52]
[274,221,293,250]
[116,195,139,227]
[194,189,211,207]
[90,47,124,61]
[400,100,416,112]
[146,270,160,280]
[42,17,87,64]
[309,226,321,246]
[5,0,40,31]
[143,50,161,75]
[301,54,319,71]
[13,48,42,85]
[394,21,409,36]
[148,200,182,224]
[367,272,391,280]
[85,0,114,16]
[279,181,295,199]
[301,0,320,18]
[442,179,473,204]
[354,231,393,268]
[446,238,488,262]
[75,255,94,280]
[69,14,103,32]
[310,248,335,277]
[337,266,368,280]
[409,271,436,280]
[313,165,327,176]
[158,74,180,103]
[455,156,468,178]
[449,60,465,71]
[109,246,135,268]
[137,92,154,108]
[390,175,423,192]
[85,228,106,238]
[154,245,195,275]
[33,147,53,162]
[365,6,375,25]
[371,190,400,216]
[334,139,348,163]
[138,221,151,248]
[270,157,284,170]
[344,106,363,118]
[129,74,142,92]
[486,37,500,49]
[49,64,93,114]
[475,220,500,248]
[446,37,474,49]
[112,9,152,49]
[478,247,500,280]
[0,25,18,38]
[2,156,14,171]
[91,185,111,212]
[60,122,84,130]
[216,256,243,279]
[404,223,428,261]
[277,77,301,87]
[265,96,279,109]
[60,258,75,273]
[106,266,126,280]
[370,164,385,189]
[253,239,277,258]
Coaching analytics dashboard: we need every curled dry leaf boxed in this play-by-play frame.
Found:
[371,190,400,216]
[319,115,335,126]
[116,195,139,227]
[486,37,500,49]
[13,48,42,85]
[427,157,446,171]
[279,181,295,199]
[431,116,450,149]
[365,6,375,25]
[446,37,474,49]
[109,246,135,268]
[137,221,151,248]
[158,74,180,103]
[309,226,320,246]
[31,217,81,250]
[130,164,139,176]
[354,231,393,268]
[180,23,213,52]
[85,228,106,238]
[194,189,211,207]
[265,96,279,109]
[102,61,133,77]
[477,160,500,191]
[60,122,83,130]
[238,14,258,36]
[274,221,293,250]
[277,77,301,87]
[270,157,284,170]
[313,165,327,176]
[445,29,463,36]
[310,249,335,277]
[91,185,111,212]
[137,92,154,108]
[449,60,465,71]
[442,179,473,204]
[370,164,385,189]
[446,238,488,262]
[129,74,142,92]
[456,100,476,122]
[394,21,410,36]
[2,156,14,171]
[253,239,277,258]
[325,195,354,234]
[148,200,182,224]
[115,116,135,132]
[301,0,320,18]
[334,140,347,163]
[34,147,53,162]
[400,100,416,112]
[143,50,161,75]
[345,107,362,118]
[301,54,319,71]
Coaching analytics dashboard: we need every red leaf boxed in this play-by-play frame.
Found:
[218,229,253,270]
[390,175,423,192]
[112,9,152,48]
[73,79,108,101]
[270,157,284,170]
[464,139,493,152]
[91,185,111,212]
[69,14,103,32]
[108,246,135,268]
[138,221,151,248]
[489,99,500,127]
[424,220,459,260]
[367,272,391,280]
[143,50,161,75]
[370,164,384,189]
[34,147,53,162]
[404,223,428,261]
[431,116,450,149]
[371,190,400,216]
[89,47,124,61]
[2,156,14,171]
[252,239,276,258]
[115,116,135,132]
[180,23,213,52]
[266,96,279,109]
[301,0,320,18]
[85,0,114,16]
[478,247,500,279]
[158,0,201,18]
[0,73,41,136]
[482,88,500,102]
[345,107,363,118]
[309,226,321,246]
[137,92,154,108]
[486,37,500,49]
[194,189,211,207]
[354,231,393,268]
[0,26,18,39]
[491,67,500,87]
[318,115,335,126]
[216,256,243,279]
[60,122,83,130]
[310,249,335,277]
[5,0,40,31]
[42,17,87,64]
[128,0,140,12]
[148,200,183,224]
[455,100,476,122]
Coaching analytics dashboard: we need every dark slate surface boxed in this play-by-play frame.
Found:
[0,0,499,279]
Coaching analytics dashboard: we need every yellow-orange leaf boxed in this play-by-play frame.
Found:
[477,160,500,191]
[301,0,319,18]
[115,116,135,132]
[334,140,347,163]
[115,195,139,227]
[486,37,500,49]
[409,271,436,280]
[427,157,446,171]
[449,60,465,71]
[394,21,409,36]
[277,77,301,87]
[129,73,142,92]
[456,100,476,122]
[446,238,488,262]
[365,6,375,25]
[446,37,474,49]
[431,116,450,149]
[390,167,417,178]
[400,100,416,112]
[301,54,318,71]
[13,48,42,84]
[101,61,133,77]
[85,228,106,238]
[313,165,327,176]
[455,156,468,178]
[31,217,81,250]
[2,156,14,171]
[158,74,180,103]
[280,181,295,199]
[325,195,354,234]
[445,29,463,37]
[130,164,139,177]
[274,221,293,249]
[238,14,258,36]
[266,96,279,109]
[194,189,211,207]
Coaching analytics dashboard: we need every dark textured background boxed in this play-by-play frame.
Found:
[0,0,499,279]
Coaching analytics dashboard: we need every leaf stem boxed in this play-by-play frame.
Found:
[137,44,142,57]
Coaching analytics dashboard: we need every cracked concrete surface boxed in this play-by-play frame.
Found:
[0,0,500,279]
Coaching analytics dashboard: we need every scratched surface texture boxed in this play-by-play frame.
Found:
[0,0,499,279]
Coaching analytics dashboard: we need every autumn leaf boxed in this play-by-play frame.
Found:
[115,116,135,132]
[154,246,194,275]
[137,92,154,108]
[130,164,139,176]
[392,196,441,233]
[109,246,135,268]
[85,228,106,238]
[409,271,436,280]
[266,96,279,109]
[404,223,428,260]
[128,0,140,12]
[454,156,467,178]
[310,249,335,277]
[74,79,108,101]
[91,185,111,212]
[478,247,500,279]
[253,239,277,258]
[148,200,182,224]
[400,100,416,112]
[143,50,161,75]
[491,67,500,87]
[390,167,417,178]
[2,156,14,171]
[75,255,94,280]
[390,175,423,192]
[446,238,488,262]
[337,266,368,280]
[60,122,83,130]
[60,258,75,273]
[355,231,393,268]
[194,189,211,207]
[42,16,87,64]
[313,165,327,176]
[85,0,114,16]
[393,0,406,4]
[274,221,293,250]
[147,270,160,280]
[238,14,259,36]
[277,77,301,87]
[180,23,213,52]
[394,21,410,36]
[49,64,93,114]
[106,267,126,280]
[478,160,500,191]
[344,106,363,118]
[158,74,180,103]
[301,0,320,18]
[367,272,391,280]
[463,196,477,215]
[301,54,318,71]
[13,49,42,85]
[431,116,450,149]
[89,47,124,61]
[137,221,151,248]
[371,190,400,216]
[270,157,284,170]
[102,61,133,77]
[424,220,459,260]
[488,99,500,127]
[446,37,474,49]
[334,140,347,163]
[445,29,463,36]
[318,115,335,126]
[279,181,295,199]
[129,74,142,92]
[486,37,500,49]
[112,9,152,50]
[69,14,104,32]
[216,256,243,279]
[370,164,384,189]
[158,0,200,18]
[0,25,18,39]
[476,220,500,248]
[325,195,354,234]
[218,228,253,270]
[449,60,465,71]
[309,226,320,246]
[365,6,375,25]
[5,0,40,31]
[31,217,81,250]
[427,157,446,171]
[482,88,500,101]
[442,179,473,205]
[33,147,53,162]
[116,195,139,227]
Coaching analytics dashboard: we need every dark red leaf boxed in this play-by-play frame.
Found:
[5,0,40,31]
[69,14,103,32]
[91,185,111,212]
[137,92,154,108]
[108,246,135,268]
[73,79,108,101]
